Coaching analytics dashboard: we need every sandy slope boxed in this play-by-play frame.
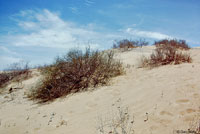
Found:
[0,47,200,134]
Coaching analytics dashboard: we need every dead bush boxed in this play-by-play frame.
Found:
[36,64,54,76]
[0,61,31,88]
[0,73,11,88]
[140,42,192,68]
[113,39,148,52]
[30,48,124,102]
[154,39,190,50]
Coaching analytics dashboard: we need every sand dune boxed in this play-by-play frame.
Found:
[0,46,200,134]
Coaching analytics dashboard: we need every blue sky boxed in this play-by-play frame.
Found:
[0,0,200,70]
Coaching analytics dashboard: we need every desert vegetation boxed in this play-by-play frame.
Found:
[113,39,148,51]
[155,39,190,50]
[140,39,192,68]
[96,105,134,134]
[30,48,124,102]
[0,61,30,89]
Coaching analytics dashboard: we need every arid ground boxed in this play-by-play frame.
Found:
[0,46,200,134]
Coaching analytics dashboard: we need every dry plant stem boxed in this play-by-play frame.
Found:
[140,39,192,68]
[0,61,31,89]
[30,48,124,102]
[113,39,148,52]
[96,106,134,134]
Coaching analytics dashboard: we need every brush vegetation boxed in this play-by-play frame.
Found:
[113,39,148,51]
[30,48,124,102]
[0,61,30,89]
[155,39,190,50]
[96,105,134,134]
[140,39,192,68]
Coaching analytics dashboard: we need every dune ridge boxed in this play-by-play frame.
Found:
[0,46,200,134]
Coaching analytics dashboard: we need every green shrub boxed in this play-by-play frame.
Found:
[30,48,124,102]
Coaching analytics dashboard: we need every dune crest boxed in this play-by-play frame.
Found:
[0,46,200,134]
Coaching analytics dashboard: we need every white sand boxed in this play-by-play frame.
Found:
[0,47,200,134]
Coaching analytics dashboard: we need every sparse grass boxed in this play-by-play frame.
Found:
[30,48,124,102]
[0,61,31,89]
[96,105,134,134]
[140,39,192,68]
[113,39,148,52]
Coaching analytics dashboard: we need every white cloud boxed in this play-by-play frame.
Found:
[0,46,21,70]
[18,21,38,30]
[85,0,95,6]
[125,28,172,40]
[113,3,134,9]
[1,9,174,50]
[0,46,18,56]
[68,7,79,14]
[2,9,107,49]
[0,56,21,70]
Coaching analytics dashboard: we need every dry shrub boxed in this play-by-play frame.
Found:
[0,61,31,88]
[155,39,190,50]
[113,39,148,52]
[30,48,124,102]
[140,40,192,68]
[37,64,54,75]
[0,73,12,88]
[96,105,134,134]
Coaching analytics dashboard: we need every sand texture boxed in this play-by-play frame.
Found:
[0,46,200,134]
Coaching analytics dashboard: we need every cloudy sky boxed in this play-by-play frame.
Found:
[0,0,199,70]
